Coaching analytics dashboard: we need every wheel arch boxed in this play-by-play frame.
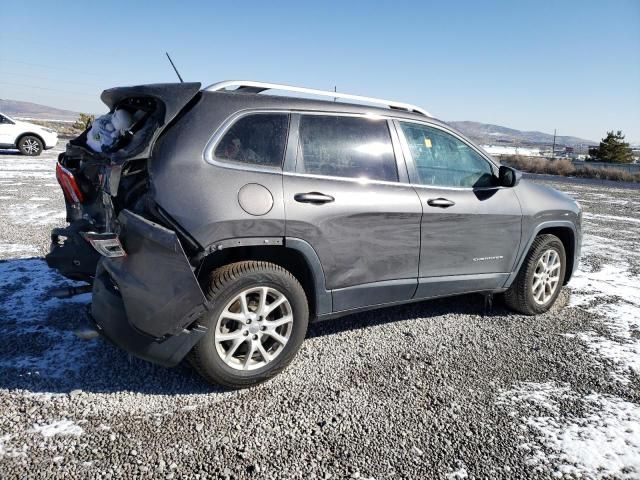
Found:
[16,132,45,148]
[507,221,578,288]
[537,226,575,284]
[195,238,332,318]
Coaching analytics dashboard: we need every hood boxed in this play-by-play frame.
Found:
[517,179,581,215]
[15,119,54,134]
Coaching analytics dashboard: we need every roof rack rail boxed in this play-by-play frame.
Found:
[203,80,432,117]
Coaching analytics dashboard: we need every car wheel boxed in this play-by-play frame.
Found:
[189,261,309,388]
[18,135,43,156]
[504,234,566,315]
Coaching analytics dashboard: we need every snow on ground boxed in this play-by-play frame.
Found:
[570,204,640,381]
[498,382,640,479]
[482,145,542,156]
[32,420,84,438]
[0,243,38,256]
[1,146,640,478]
[0,259,95,378]
[499,183,640,479]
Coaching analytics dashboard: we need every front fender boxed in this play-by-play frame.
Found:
[505,219,581,288]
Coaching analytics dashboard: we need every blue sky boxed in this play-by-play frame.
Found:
[1,0,639,142]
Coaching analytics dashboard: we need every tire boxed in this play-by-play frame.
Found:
[18,135,43,156]
[189,261,309,388]
[504,234,566,315]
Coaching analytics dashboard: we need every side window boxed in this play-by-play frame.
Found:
[214,113,289,168]
[297,115,398,182]
[399,122,496,188]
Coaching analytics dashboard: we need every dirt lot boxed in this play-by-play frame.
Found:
[1,145,639,479]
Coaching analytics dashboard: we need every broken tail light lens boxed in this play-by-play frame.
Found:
[55,162,85,203]
[80,232,126,258]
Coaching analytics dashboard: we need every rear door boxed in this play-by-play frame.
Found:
[395,120,522,298]
[0,114,17,145]
[283,113,422,312]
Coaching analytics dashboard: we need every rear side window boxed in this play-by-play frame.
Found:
[399,122,495,188]
[297,115,398,182]
[215,113,289,168]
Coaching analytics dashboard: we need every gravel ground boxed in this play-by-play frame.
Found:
[1,145,639,479]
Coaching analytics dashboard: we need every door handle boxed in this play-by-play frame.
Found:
[427,197,455,208]
[294,192,335,205]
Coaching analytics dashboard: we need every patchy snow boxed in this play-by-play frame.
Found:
[0,259,94,378]
[568,255,640,380]
[496,182,640,478]
[445,467,469,479]
[481,145,542,156]
[565,194,640,382]
[0,435,9,456]
[583,212,640,225]
[5,202,66,225]
[33,420,83,437]
[0,243,38,257]
[499,382,640,479]
[0,434,26,458]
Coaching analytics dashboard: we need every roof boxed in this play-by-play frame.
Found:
[203,80,433,119]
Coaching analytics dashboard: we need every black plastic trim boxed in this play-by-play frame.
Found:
[284,237,332,314]
[91,264,206,367]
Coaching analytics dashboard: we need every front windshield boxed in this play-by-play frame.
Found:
[0,113,16,123]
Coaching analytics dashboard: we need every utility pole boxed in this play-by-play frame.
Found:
[334,86,337,102]
[551,129,557,159]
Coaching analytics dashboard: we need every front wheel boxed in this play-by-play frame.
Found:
[504,234,566,315]
[18,135,43,156]
[189,261,309,388]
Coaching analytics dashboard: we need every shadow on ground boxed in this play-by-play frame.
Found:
[0,257,507,396]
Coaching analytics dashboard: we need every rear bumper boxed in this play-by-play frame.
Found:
[92,263,206,367]
[90,209,209,366]
[46,224,101,282]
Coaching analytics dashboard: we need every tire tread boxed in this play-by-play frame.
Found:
[504,234,565,315]
[188,261,308,388]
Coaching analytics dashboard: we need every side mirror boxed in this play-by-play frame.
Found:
[499,165,521,187]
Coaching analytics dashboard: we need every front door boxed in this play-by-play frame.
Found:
[395,120,522,298]
[284,113,422,311]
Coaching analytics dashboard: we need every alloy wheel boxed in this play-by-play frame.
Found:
[214,286,293,371]
[22,138,41,155]
[532,248,561,305]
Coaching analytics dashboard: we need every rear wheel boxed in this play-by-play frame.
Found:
[504,234,566,315]
[18,135,43,156]
[189,261,309,388]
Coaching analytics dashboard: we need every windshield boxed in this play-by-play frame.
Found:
[0,113,16,123]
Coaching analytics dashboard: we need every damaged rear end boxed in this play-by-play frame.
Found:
[46,83,210,366]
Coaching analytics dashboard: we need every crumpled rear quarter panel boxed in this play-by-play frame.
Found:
[100,210,207,339]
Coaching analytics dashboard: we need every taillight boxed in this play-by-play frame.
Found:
[55,162,85,203]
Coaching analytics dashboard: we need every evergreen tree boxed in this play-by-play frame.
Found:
[597,130,633,163]
[73,113,95,131]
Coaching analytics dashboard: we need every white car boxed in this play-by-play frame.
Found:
[0,112,58,156]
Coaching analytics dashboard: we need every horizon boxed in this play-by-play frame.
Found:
[1,0,638,143]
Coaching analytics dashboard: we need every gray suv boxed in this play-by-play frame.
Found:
[46,81,582,388]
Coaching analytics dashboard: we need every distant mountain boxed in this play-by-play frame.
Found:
[0,99,80,122]
[448,121,597,147]
[0,98,597,147]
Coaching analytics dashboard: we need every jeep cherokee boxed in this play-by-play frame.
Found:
[46,81,582,388]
